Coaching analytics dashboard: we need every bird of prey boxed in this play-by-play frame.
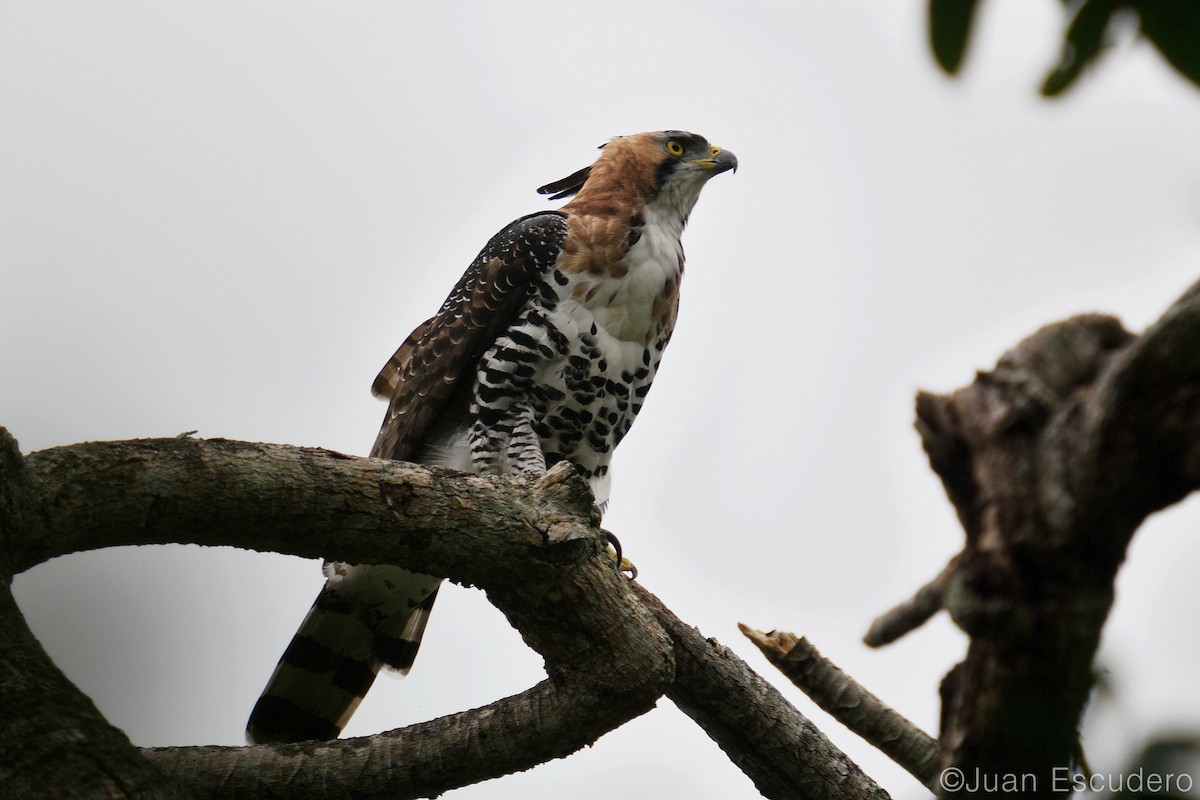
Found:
[247,130,736,743]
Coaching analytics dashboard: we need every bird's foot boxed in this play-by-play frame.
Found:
[602,528,638,579]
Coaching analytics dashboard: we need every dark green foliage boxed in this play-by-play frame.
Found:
[1136,0,1200,90]
[928,0,1200,97]
[1042,0,1120,96]
[929,0,982,74]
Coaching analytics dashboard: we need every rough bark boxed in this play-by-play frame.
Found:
[862,280,1200,796]
[0,436,673,798]
[0,429,188,799]
[728,279,1200,798]
[0,431,885,799]
[0,575,189,799]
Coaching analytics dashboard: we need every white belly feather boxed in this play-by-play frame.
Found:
[428,205,684,510]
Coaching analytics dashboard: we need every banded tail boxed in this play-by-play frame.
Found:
[246,564,441,743]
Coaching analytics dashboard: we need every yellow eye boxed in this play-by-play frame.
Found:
[666,140,685,157]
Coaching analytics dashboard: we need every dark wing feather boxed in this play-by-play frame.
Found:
[371,211,570,461]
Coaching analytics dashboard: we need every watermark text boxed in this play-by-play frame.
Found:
[938,766,1194,795]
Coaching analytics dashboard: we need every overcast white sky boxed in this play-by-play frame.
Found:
[4,2,1200,798]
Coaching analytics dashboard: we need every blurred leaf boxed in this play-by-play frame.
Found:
[929,0,983,75]
[1135,0,1200,91]
[1042,0,1120,96]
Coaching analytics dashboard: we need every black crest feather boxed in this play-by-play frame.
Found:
[536,166,592,201]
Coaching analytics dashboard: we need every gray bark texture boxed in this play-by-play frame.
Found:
[869,281,1200,796]
[0,431,885,799]
[737,279,1200,798]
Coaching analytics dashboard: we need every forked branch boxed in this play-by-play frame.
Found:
[0,432,886,799]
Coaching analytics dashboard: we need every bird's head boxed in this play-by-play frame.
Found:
[538,130,736,222]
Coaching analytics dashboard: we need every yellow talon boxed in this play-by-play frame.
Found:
[603,529,637,579]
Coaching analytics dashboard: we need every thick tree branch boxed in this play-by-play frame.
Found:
[862,279,1200,796]
[10,436,592,580]
[2,432,891,798]
[0,578,190,799]
[144,680,622,799]
[0,430,188,798]
[2,435,675,797]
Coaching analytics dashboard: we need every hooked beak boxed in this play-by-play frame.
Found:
[695,147,738,176]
